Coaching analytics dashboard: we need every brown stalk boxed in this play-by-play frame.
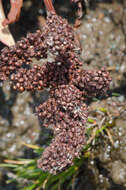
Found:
[43,0,56,13]
[2,0,23,26]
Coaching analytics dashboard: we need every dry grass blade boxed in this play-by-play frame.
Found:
[42,175,51,189]
[105,128,114,146]
[4,159,32,165]
[22,142,40,150]
[87,128,97,144]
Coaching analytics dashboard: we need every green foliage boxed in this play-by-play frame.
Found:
[0,155,80,190]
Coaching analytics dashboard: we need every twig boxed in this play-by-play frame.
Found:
[105,128,114,146]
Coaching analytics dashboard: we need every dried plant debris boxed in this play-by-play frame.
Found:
[2,0,23,26]
[0,11,111,174]
[70,0,84,27]
[0,0,15,46]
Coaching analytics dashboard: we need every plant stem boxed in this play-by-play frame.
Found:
[43,0,56,13]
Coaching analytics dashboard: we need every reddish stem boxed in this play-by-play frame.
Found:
[43,0,56,13]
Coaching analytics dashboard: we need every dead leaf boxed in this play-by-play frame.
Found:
[0,0,15,46]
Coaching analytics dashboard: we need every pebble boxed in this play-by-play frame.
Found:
[111,160,126,184]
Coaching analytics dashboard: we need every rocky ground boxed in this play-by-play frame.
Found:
[0,0,126,189]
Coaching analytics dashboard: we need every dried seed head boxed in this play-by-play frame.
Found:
[0,11,111,174]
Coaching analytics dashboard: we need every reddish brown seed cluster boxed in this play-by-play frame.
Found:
[10,65,45,92]
[38,121,86,174]
[0,30,47,83]
[37,84,87,174]
[0,12,81,91]
[37,85,87,131]
[43,12,81,56]
[50,84,85,113]
[0,11,111,174]
[72,68,112,98]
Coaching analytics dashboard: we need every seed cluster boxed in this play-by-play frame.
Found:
[37,84,87,174]
[37,85,87,131]
[0,30,46,83]
[44,13,80,55]
[72,67,112,98]
[10,65,45,92]
[38,121,86,174]
[0,12,111,174]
